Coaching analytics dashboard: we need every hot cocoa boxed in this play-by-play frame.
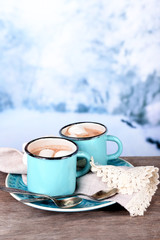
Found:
[32,145,73,158]
[63,123,105,138]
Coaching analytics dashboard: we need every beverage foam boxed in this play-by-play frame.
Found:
[54,150,73,157]
[64,123,105,138]
[39,149,55,157]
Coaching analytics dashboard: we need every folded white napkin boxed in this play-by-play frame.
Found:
[0,148,27,174]
[0,148,27,184]
[76,157,159,216]
[0,148,159,216]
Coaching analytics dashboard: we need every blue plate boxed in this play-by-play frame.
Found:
[5,158,133,212]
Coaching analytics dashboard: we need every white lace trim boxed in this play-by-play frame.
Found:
[90,157,159,216]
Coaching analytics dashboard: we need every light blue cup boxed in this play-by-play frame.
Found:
[24,137,90,196]
[60,122,123,165]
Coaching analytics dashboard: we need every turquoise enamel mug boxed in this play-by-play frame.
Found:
[60,122,123,165]
[24,137,90,196]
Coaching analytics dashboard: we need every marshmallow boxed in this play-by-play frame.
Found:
[54,150,73,157]
[68,125,87,136]
[39,149,55,158]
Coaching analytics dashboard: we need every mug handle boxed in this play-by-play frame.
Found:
[76,151,91,178]
[104,135,123,160]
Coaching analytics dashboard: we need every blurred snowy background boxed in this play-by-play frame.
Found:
[0,0,160,156]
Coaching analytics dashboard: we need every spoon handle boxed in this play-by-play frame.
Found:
[21,188,118,203]
[21,197,55,203]
[0,185,76,199]
[0,185,118,202]
[0,186,49,198]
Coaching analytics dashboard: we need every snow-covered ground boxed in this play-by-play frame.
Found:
[0,109,159,156]
[0,1,159,158]
[0,0,160,126]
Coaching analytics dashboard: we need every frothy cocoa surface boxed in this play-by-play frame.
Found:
[65,123,105,138]
[32,145,72,157]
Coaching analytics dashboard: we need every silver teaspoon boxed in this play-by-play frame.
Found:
[20,188,118,203]
[0,186,82,208]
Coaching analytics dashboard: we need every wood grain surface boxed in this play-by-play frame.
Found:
[0,157,159,240]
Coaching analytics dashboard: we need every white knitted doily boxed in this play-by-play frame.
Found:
[90,157,159,216]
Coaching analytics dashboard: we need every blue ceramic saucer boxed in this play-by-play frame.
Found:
[5,158,133,212]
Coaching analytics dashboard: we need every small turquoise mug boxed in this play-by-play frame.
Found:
[60,121,123,165]
[24,137,90,196]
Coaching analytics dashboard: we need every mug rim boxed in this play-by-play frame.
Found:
[24,136,78,160]
[59,121,107,141]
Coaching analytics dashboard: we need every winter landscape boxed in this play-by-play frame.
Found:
[0,0,159,156]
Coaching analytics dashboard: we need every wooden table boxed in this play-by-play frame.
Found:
[0,157,159,240]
